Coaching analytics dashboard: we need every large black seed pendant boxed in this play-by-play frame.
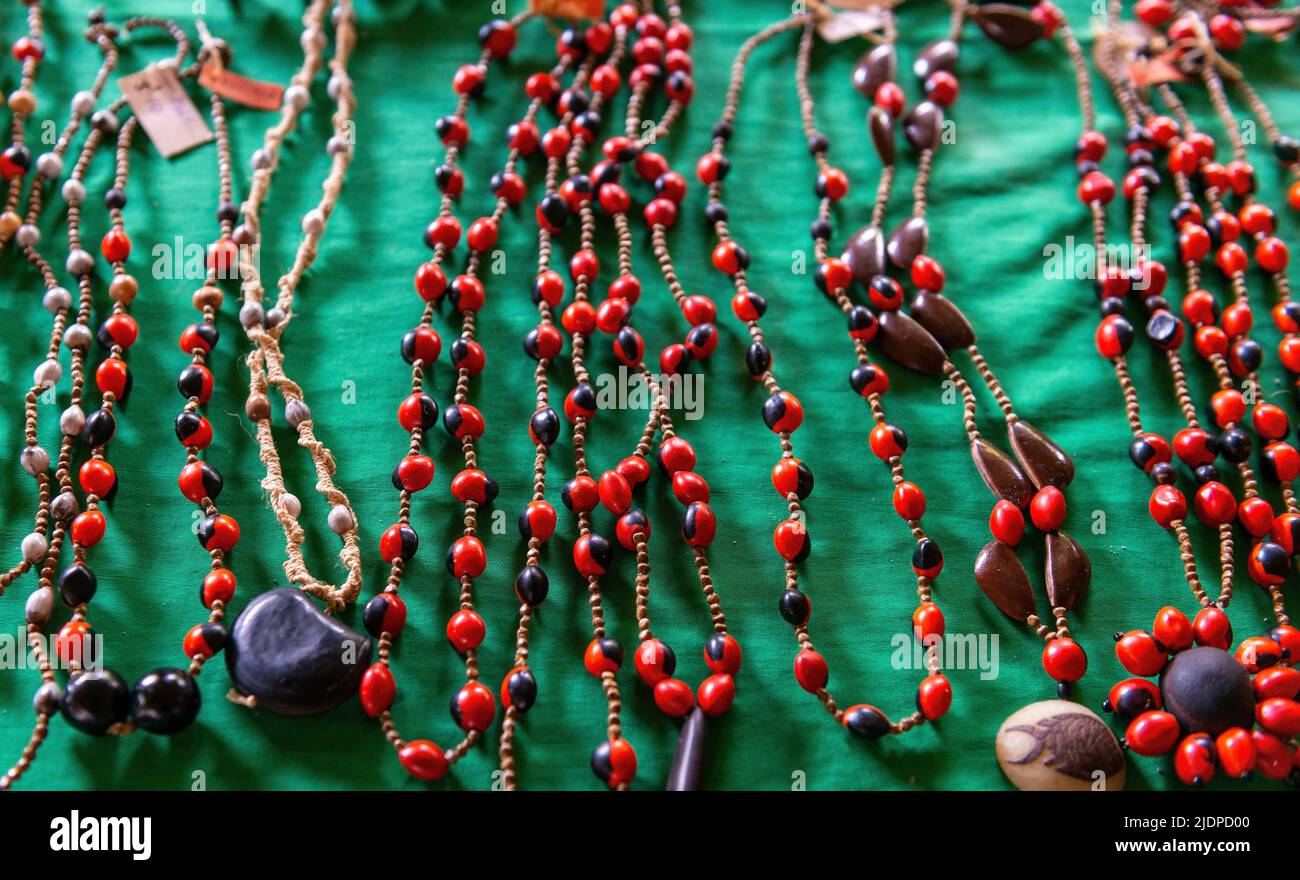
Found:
[225,588,372,715]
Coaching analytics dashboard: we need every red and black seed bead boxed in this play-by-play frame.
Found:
[846,305,878,342]
[1248,540,1291,586]
[772,457,814,500]
[868,275,904,311]
[398,392,438,432]
[179,322,219,354]
[584,636,623,675]
[912,537,943,578]
[705,633,742,675]
[591,738,637,788]
[401,327,442,365]
[660,343,692,375]
[779,588,811,625]
[97,314,138,350]
[843,704,891,740]
[515,564,549,606]
[529,407,561,447]
[196,513,240,552]
[616,508,650,550]
[613,326,644,365]
[573,532,612,576]
[177,364,214,404]
[174,412,213,449]
[363,591,407,638]
[379,523,418,563]
[634,638,677,686]
[445,535,487,578]
[200,568,236,608]
[182,621,228,660]
[518,499,557,542]
[684,323,717,360]
[178,461,223,504]
[448,275,485,312]
[449,337,485,376]
[762,391,803,433]
[501,666,537,713]
[95,359,131,401]
[1145,310,1184,350]
[1129,432,1172,473]
[449,682,495,732]
[450,468,499,505]
[731,290,766,321]
[1094,314,1134,358]
[1103,677,1162,719]
[564,382,597,422]
[773,518,810,561]
[562,475,599,512]
[745,341,772,377]
[850,363,890,397]
[869,422,908,459]
[392,454,436,493]
[682,501,716,548]
[523,324,563,361]
[443,403,485,440]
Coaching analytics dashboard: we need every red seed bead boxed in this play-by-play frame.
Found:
[1256,237,1290,274]
[1148,485,1187,528]
[426,216,461,249]
[1237,496,1275,538]
[1106,677,1163,719]
[1291,180,1300,211]
[1209,13,1245,51]
[1254,667,1300,702]
[1116,630,1167,677]
[1075,129,1108,162]
[451,681,496,732]
[987,499,1025,547]
[773,518,810,562]
[1237,636,1285,673]
[1135,0,1173,26]
[696,151,726,185]
[11,36,43,61]
[1251,730,1293,780]
[569,248,599,283]
[658,436,696,474]
[910,255,945,292]
[1240,202,1276,236]
[100,228,130,263]
[1225,160,1254,196]
[1173,427,1216,467]
[1193,325,1228,359]
[1215,241,1248,276]
[1274,511,1300,553]
[1270,623,1300,660]
[445,609,486,654]
[1146,114,1179,146]
[466,218,498,252]
[1192,605,1233,650]
[1168,141,1199,175]
[1194,481,1236,527]
[874,81,905,117]
[1179,224,1210,262]
[414,261,447,302]
[819,257,853,293]
[1095,314,1134,358]
[913,602,945,641]
[615,454,651,489]
[1042,637,1087,683]
[595,297,630,334]
[1256,697,1300,737]
[1029,486,1066,532]
[925,70,959,106]
[1125,710,1181,756]
[1152,605,1194,653]
[201,568,237,608]
[56,621,93,666]
[711,240,743,275]
[597,470,632,515]
[917,673,952,721]
[1209,389,1245,427]
[71,510,106,547]
[452,64,486,95]
[1281,337,1300,372]
[653,679,695,718]
[671,470,709,505]
[704,633,742,675]
[892,481,925,521]
[359,663,395,718]
[816,167,849,201]
[634,638,675,686]
[1221,302,1252,337]
[793,649,828,693]
[95,358,129,399]
[1174,733,1217,786]
[1253,403,1290,442]
[1077,170,1115,205]
[1187,131,1216,161]
[561,301,596,335]
[79,459,116,497]
[697,672,735,717]
[398,740,447,781]
[644,197,677,228]
[869,422,908,460]
[395,454,435,492]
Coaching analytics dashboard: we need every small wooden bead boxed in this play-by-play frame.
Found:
[245,393,271,421]
[192,286,223,310]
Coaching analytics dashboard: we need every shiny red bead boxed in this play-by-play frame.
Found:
[910,255,945,292]
[917,673,952,721]
[1194,481,1236,527]
[1077,171,1115,205]
[1148,485,1187,528]
[1126,710,1181,756]
[793,649,828,693]
[1215,241,1248,276]
[1256,697,1300,737]
[1029,486,1065,532]
[71,510,106,548]
[466,218,498,253]
[671,470,709,505]
[1237,496,1275,538]
[773,518,810,562]
[1116,630,1167,677]
[398,740,447,781]
[1042,637,1087,683]
[446,609,486,653]
[1193,605,1233,650]
[359,663,395,717]
[658,436,696,473]
[892,481,925,521]
[201,568,236,608]
[1174,733,1217,785]
[1257,237,1290,274]
[1152,605,1193,653]
[697,673,735,717]
[653,678,695,718]
[78,459,116,498]
[913,602,945,641]
[394,454,435,493]
[451,681,495,732]
[989,499,1025,546]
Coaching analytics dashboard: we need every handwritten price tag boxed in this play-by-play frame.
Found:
[119,65,213,158]
[199,64,284,111]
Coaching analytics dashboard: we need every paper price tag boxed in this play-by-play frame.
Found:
[818,9,888,42]
[530,0,604,18]
[119,65,213,158]
[199,64,284,111]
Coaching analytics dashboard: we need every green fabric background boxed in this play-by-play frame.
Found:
[1,0,1298,791]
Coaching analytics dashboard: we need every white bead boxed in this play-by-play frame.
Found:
[63,323,92,350]
[300,28,326,52]
[35,152,63,178]
[59,405,85,436]
[280,492,302,517]
[43,286,71,313]
[71,90,96,116]
[301,209,325,236]
[15,224,39,247]
[25,588,53,625]
[251,148,272,170]
[327,75,351,100]
[21,533,48,564]
[327,504,354,535]
[20,445,49,477]
[33,359,61,388]
[51,491,79,521]
[284,84,310,110]
[326,136,351,157]
[66,247,94,276]
[62,178,85,205]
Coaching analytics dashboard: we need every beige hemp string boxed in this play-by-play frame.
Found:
[235,0,361,612]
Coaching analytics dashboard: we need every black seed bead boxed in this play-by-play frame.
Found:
[130,668,200,735]
[745,341,771,377]
[1150,461,1178,485]
[1274,136,1300,163]
[810,218,832,240]
[1194,464,1221,485]
[711,121,733,142]
[103,188,126,210]
[58,562,97,607]
[807,131,829,154]
[1170,201,1198,227]
[778,589,811,626]
[217,201,240,223]
[82,408,116,448]
[705,202,728,224]
[1100,297,1126,317]
[61,669,130,735]
[1234,339,1262,374]
[1218,427,1252,464]
[1128,148,1154,167]
[539,194,570,228]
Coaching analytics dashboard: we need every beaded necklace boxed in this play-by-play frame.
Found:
[554,1,731,791]
[0,18,197,791]
[0,0,46,248]
[220,0,365,715]
[1081,2,1300,784]
[356,6,545,784]
[1,16,119,603]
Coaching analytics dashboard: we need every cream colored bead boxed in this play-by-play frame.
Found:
[0,211,20,241]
